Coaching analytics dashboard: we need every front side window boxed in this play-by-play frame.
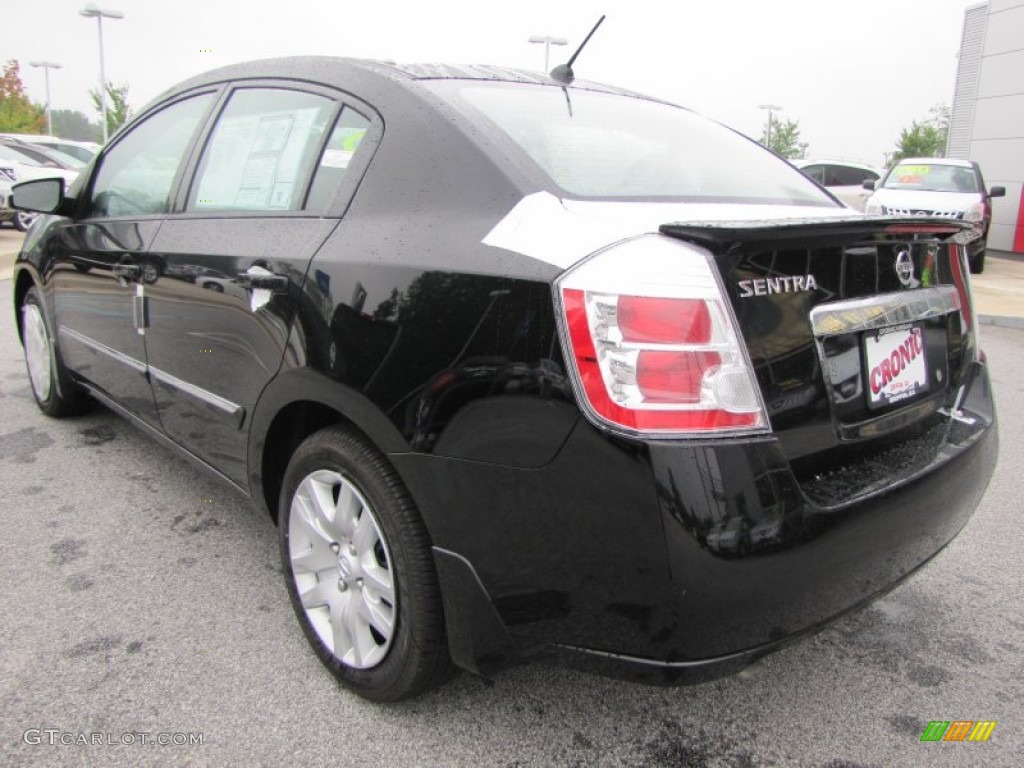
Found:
[89,93,214,218]
[432,82,835,206]
[189,88,335,212]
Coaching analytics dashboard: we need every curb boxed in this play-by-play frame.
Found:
[979,314,1024,330]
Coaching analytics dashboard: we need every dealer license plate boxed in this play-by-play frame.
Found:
[864,324,928,409]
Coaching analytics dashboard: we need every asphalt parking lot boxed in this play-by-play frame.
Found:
[0,248,1022,766]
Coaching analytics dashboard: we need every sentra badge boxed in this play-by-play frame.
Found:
[738,275,818,298]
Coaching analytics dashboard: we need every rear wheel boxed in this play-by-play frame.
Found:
[279,425,452,701]
[969,248,985,274]
[20,287,92,417]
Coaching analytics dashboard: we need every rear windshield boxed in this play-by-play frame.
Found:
[881,163,978,193]
[429,81,834,206]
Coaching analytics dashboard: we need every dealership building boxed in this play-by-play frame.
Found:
[947,0,1024,253]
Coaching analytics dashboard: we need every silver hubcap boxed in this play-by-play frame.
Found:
[288,470,396,669]
[22,303,52,403]
[16,212,37,230]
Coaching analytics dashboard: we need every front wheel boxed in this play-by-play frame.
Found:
[20,287,92,417]
[279,425,452,701]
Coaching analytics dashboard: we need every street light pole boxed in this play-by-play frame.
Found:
[29,61,62,136]
[758,103,783,149]
[528,35,568,72]
[80,3,124,143]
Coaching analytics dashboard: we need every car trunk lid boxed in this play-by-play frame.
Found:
[659,215,978,463]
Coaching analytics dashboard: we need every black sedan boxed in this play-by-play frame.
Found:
[10,57,997,701]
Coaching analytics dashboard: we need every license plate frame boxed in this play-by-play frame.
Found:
[864,323,929,410]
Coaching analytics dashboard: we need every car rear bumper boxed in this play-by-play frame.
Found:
[393,359,997,681]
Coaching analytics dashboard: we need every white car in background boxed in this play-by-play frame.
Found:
[0,140,79,230]
[794,159,881,211]
[864,157,1004,273]
[0,133,99,165]
[0,165,16,227]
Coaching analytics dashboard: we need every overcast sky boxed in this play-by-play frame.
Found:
[10,0,974,166]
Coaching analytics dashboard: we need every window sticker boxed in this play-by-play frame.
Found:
[320,149,354,169]
[194,97,328,211]
[251,114,293,153]
[895,164,931,184]
[319,127,366,169]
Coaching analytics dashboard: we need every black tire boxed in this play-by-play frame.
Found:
[969,249,985,275]
[279,425,452,701]
[20,287,92,417]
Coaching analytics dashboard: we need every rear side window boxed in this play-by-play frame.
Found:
[2,143,64,168]
[306,107,370,210]
[826,165,878,187]
[0,144,46,167]
[800,164,825,184]
[433,82,834,206]
[189,88,334,212]
[89,93,215,217]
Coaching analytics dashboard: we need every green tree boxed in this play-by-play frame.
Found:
[90,81,132,137]
[929,103,950,149]
[0,59,45,133]
[51,109,101,142]
[889,104,949,165]
[758,115,808,159]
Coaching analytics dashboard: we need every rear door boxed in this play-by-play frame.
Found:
[142,83,376,484]
[47,92,217,423]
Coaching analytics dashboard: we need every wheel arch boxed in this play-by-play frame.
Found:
[248,367,411,523]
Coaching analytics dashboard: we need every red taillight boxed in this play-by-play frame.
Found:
[948,242,980,360]
[618,296,711,344]
[557,235,767,436]
[949,243,972,331]
[637,350,719,402]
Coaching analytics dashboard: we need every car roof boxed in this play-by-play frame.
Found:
[153,56,659,111]
[796,159,880,172]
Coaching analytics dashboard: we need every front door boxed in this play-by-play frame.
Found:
[49,92,217,424]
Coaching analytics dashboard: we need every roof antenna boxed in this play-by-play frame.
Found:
[550,15,606,85]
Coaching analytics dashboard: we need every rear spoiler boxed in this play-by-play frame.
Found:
[660,215,975,248]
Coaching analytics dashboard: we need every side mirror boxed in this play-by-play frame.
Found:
[862,179,876,190]
[11,178,65,214]
[989,186,1005,198]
